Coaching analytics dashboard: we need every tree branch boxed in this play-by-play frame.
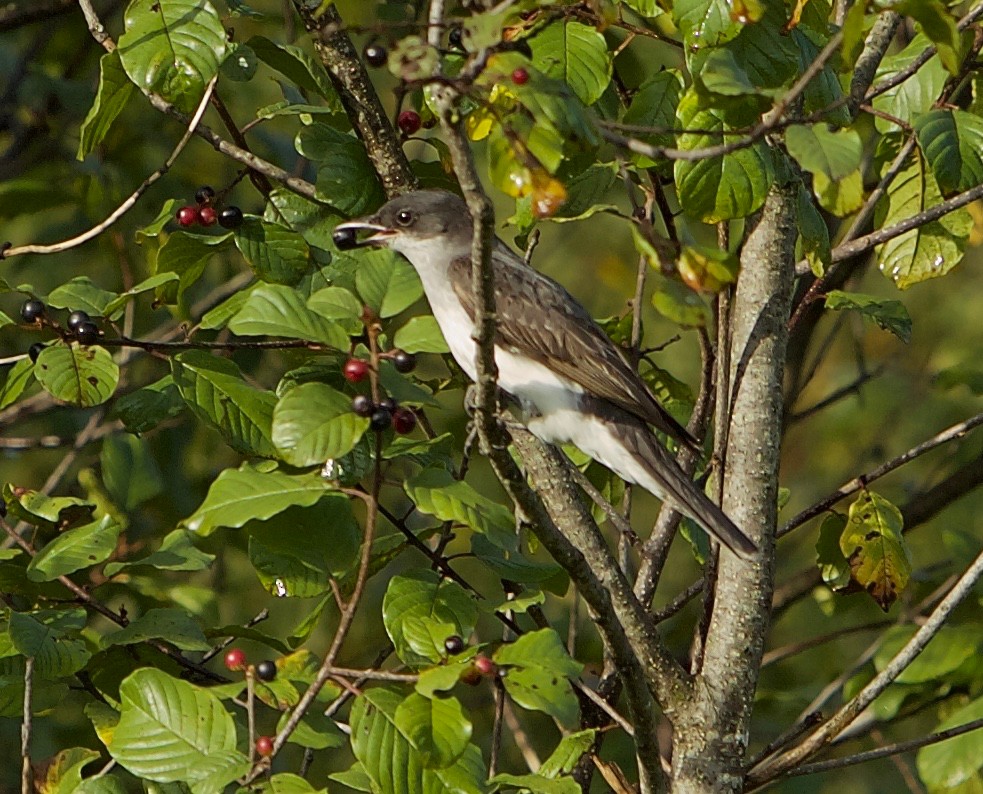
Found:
[748,547,983,785]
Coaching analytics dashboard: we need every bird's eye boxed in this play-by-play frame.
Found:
[395,209,414,226]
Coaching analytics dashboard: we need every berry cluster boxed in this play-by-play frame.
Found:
[224,648,278,682]
[343,350,418,434]
[175,186,243,230]
[21,299,101,360]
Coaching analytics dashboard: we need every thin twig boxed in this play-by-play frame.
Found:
[779,411,983,538]
[21,656,33,794]
[748,547,983,785]
[2,76,217,259]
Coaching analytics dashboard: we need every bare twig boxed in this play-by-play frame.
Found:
[779,411,983,538]
[3,76,217,259]
[748,548,983,784]
[21,656,33,794]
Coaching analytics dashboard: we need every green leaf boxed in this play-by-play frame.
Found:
[697,10,798,97]
[102,272,180,316]
[199,286,256,331]
[106,668,246,785]
[110,375,185,433]
[650,275,711,327]
[841,491,912,611]
[101,433,164,510]
[183,463,335,535]
[247,35,340,106]
[914,109,983,194]
[39,747,102,794]
[394,692,472,769]
[104,529,214,576]
[307,285,364,330]
[171,351,277,457]
[47,276,117,316]
[234,218,310,285]
[813,167,864,218]
[490,774,579,794]
[493,628,583,724]
[539,730,598,777]
[35,343,119,407]
[383,571,478,667]
[350,688,489,794]
[530,20,611,106]
[0,357,37,410]
[786,124,862,182]
[355,250,424,318]
[247,497,359,596]
[3,485,94,529]
[154,230,234,302]
[296,124,385,216]
[917,695,983,789]
[265,189,340,252]
[393,315,450,354]
[673,0,742,49]
[622,71,683,168]
[674,90,775,222]
[794,29,850,126]
[797,182,831,276]
[471,535,567,594]
[117,0,228,113]
[272,382,370,467]
[824,291,912,343]
[27,515,123,582]
[415,651,480,698]
[101,607,211,652]
[405,468,516,549]
[890,0,961,74]
[874,149,972,289]
[229,284,348,348]
[872,33,948,133]
[77,50,136,160]
[9,609,90,679]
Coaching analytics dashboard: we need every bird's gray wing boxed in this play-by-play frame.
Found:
[449,245,699,451]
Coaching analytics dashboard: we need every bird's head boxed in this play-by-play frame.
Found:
[332,190,473,264]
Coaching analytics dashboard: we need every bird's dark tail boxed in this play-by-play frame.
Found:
[616,419,758,560]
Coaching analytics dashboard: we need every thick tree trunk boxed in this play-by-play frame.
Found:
[670,180,797,792]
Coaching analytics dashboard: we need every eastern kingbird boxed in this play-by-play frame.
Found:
[333,190,756,559]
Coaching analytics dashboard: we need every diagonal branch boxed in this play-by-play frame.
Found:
[748,547,983,785]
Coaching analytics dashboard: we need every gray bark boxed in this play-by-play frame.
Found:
[670,180,797,792]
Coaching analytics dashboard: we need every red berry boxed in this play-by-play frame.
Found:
[393,407,417,435]
[474,655,496,676]
[199,206,217,226]
[255,736,274,757]
[398,110,421,136]
[176,206,198,227]
[224,648,247,671]
[511,67,529,85]
[343,358,369,383]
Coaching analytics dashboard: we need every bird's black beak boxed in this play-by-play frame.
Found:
[332,218,394,251]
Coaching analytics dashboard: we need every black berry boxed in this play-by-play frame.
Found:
[75,321,99,346]
[28,342,45,363]
[255,660,277,681]
[21,299,45,323]
[66,310,91,332]
[199,206,217,226]
[398,110,421,136]
[351,394,374,417]
[378,397,397,413]
[393,350,416,373]
[176,206,198,227]
[0,500,6,519]
[448,26,464,50]
[370,407,392,432]
[195,185,216,205]
[332,226,358,250]
[364,43,387,67]
[444,635,464,655]
[218,206,243,229]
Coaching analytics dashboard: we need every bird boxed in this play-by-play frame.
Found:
[332,189,757,559]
